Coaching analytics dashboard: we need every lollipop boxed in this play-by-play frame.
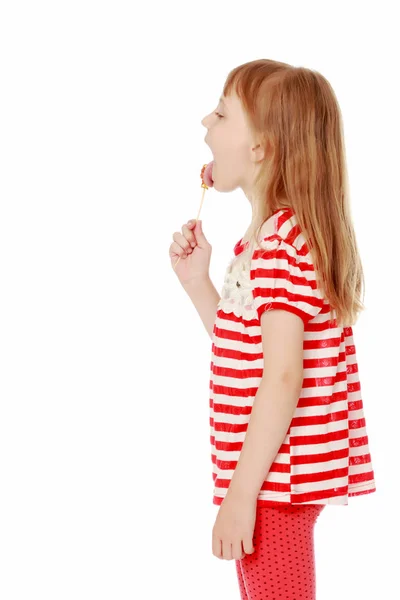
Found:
[173,161,214,270]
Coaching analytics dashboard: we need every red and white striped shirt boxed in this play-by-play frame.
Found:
[209,207,376,507]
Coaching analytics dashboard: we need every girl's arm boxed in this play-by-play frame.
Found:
[182,276,220,340]
[225,309,305,502]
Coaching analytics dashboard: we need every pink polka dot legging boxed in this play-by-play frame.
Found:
[235,504,325,600]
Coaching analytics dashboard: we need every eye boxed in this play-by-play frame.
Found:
[214,112,224,119]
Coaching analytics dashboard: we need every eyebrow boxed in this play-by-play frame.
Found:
[219,96,226,105]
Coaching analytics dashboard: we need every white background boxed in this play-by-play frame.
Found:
[1,1,399,598]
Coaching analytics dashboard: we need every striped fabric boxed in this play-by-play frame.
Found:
[209,207,376,507]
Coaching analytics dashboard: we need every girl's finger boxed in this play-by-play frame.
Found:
[173,231,192,252]
[170,241,188,258]
[181,223,197,247]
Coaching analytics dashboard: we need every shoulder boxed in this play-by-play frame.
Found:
[257,207,310,257]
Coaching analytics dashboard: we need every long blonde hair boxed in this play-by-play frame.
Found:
[223,59,365,327]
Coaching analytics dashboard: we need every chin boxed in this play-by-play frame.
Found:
[212,177,238,193]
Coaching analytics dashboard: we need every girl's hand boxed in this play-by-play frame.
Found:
[170,219,212,286]
[212,492,256,560]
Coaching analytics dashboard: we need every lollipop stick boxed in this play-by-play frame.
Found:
[173,184,207,270]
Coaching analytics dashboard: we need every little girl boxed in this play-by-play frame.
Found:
[170,59,376,600]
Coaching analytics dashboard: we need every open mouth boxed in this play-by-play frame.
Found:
[203,160,214,187]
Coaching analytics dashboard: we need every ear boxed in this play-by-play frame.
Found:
[251,141,266,163]
[252,135,274,164]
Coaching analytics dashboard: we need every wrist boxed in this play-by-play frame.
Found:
[225,485,258,505]
[227,472,260,503]
[182,274,211,291]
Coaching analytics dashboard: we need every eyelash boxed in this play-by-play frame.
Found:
[215,112,224,119]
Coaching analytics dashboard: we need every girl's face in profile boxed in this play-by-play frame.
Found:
[201,92,264,198]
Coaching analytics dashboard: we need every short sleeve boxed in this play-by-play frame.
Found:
[250,235,325,325]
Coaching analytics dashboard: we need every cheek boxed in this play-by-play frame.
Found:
[229,144,250,174]
[220,137,247,164]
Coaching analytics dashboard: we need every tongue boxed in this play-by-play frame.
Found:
[202,161,214,187]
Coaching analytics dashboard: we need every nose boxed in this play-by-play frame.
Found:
[201,112,211,128]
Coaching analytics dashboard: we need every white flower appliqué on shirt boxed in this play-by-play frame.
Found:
[218,248,255,315]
